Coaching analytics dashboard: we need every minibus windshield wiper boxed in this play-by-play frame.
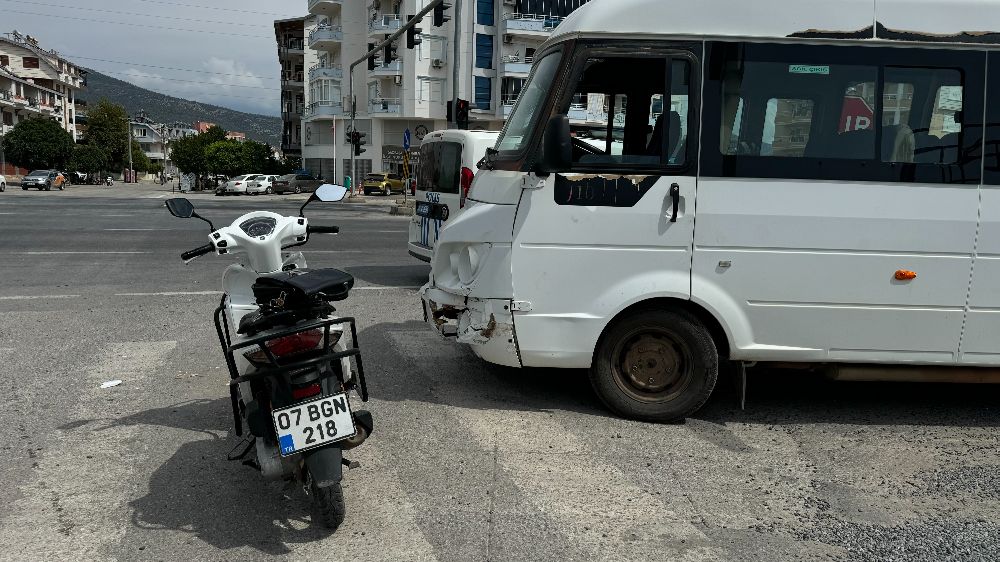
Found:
[479,147,499,170]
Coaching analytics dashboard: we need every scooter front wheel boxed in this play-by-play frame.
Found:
[310,480,346,530]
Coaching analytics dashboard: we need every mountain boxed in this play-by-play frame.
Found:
[77,69,281,146]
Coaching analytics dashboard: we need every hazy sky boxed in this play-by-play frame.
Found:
[3,0,303,116]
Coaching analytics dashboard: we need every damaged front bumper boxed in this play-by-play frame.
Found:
[420,285,521,368]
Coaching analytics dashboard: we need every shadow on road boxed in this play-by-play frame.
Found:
[341,264,429,288]
[104,400,332,554]
[360,320,1000,429]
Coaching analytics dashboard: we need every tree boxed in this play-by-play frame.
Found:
[148,162,164,176]
[130,140,151,173]
[1,118,74,170]
[67,144,109,174]
[171,126,229,189]
[83,99,130,169]
[205,140,248,177]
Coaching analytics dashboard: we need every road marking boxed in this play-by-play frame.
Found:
[100,214,134,217]
[353,286,422,290]
[302,250,367,254]
[103,228,179,231]
[0,294,80,300]
[114,291,222,297]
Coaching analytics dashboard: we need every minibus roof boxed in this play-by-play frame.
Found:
[549,0,1000,47]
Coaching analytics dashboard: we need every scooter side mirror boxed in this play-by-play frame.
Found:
[165,198,215,231]
[299,184,348,216]
[165,198,194,218]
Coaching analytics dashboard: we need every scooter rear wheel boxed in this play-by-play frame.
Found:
[310,480,346,530]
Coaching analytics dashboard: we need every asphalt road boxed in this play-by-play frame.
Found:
[0,184,998,561]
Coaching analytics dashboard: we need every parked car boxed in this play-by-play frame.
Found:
[216,174,259,196]
[363,172,405,196]
[272,173,323,194]
[0,173,5,192]
[21,170,63,191]
[247,174,280,195]
[408,129,501,262]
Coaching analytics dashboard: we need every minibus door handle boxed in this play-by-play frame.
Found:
[669,183,680,222]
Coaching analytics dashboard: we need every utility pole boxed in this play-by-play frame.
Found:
[349,0,444,196]
[451,0,462,127]
[126,115,134,183]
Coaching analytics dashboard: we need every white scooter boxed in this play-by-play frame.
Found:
[164,184,372,530]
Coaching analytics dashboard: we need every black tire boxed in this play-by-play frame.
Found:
[293,185,302,194]
[590,308,718,422]
[310,481,346,530]
[0,182,5,192]
[265,187,273,195]
[44,182,51,191]
[22,186,27,190]
[58,183,64,191]
[382,184,390,196]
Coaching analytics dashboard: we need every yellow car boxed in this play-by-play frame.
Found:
[362,173,404,196]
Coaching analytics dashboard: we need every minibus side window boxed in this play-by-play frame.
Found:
[704,42,983,184]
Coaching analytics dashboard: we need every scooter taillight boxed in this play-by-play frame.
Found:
[459,167,474,209]
[292,383,322,400]
[243,329,331,365]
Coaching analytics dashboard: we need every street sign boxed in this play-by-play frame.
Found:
[840,96,874,132]
[403,128,411,150]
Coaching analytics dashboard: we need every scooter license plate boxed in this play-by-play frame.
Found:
[271,393,356,457]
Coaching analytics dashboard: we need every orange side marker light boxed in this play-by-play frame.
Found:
[895,270,917,281]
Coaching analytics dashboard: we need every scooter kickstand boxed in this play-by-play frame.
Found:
[342,457,360,469]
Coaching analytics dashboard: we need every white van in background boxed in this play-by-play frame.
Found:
[408,130,501,262]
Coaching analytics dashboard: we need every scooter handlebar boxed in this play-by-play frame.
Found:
[181,243,215,261]
[307,225,340,234]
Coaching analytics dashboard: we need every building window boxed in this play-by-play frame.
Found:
[0,55,8,67]
[475,76,492,109]
[475,34,494,69]
[23,57,39,69]
[477,0,495,26]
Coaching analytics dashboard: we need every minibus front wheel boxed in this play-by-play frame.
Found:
[590,309,718,422]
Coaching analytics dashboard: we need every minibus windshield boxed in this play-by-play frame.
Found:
[496,52,562,154]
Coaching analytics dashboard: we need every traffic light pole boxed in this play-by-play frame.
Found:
[348,0,444,194]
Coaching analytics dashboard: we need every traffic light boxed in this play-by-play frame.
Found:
[351,131,367,156]
[367,43,376,71]
[433,2,452,27]
[406,15,422,49]
[383,43,396,65]
[456,98,470,130]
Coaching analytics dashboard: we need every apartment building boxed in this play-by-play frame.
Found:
[0,31,86,142]
[130,112,197,177]
[276,17,307,159]
[293,0,590,183]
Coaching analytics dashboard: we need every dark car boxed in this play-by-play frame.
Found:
[272,173,323,194]
[21,170,62,191]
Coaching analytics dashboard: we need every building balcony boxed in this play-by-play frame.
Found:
[145,151,167,160]
[282,104,305,119]
[282,140,302,152]
[305,100,344,119]
[0,90,13,108]
[369,97,401,114]
[369,14,401,36]
[308,26,343,49]
[501,95,518,117]
[309,63,343,81]
[308,0,343,15]
[502,57,533,76]
[282,71,305,89]
[504,13,564,37]
[371,60,402,77]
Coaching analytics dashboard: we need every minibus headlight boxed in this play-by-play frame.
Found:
[457,244,488,285]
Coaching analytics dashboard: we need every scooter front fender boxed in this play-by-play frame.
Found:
[303,445,343,488]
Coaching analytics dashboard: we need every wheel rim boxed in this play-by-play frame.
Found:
[609,326,695,403]
[294,186,302,194]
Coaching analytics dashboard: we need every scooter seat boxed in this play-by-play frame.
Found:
[254,268,355,303]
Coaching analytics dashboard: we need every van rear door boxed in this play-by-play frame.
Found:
[413,140,463,252]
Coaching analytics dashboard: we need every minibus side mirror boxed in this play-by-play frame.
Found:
[536,115,572,174]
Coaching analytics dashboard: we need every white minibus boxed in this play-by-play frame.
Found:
[421,0,1000,421]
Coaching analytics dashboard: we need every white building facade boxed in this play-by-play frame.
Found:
[0,32,86,142]
[295,0,590,183]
